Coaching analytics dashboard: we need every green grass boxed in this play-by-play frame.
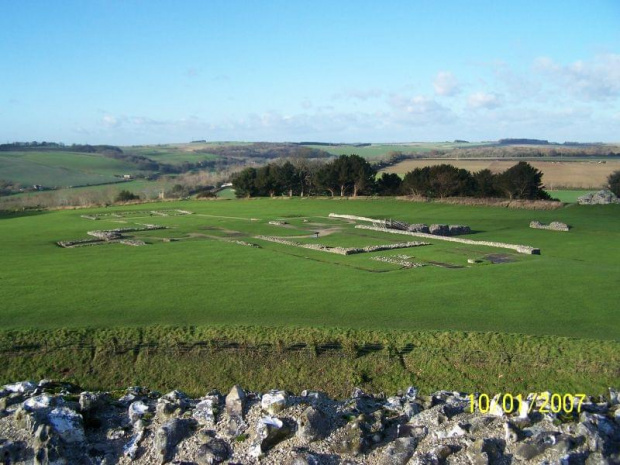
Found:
[1,326,617,397]
[547,190,596,203]
[126,146,219,165]
[0,198,618,394]
[0,151,143,187]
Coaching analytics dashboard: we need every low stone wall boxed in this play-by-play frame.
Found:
[356,225,541,255]
[530,221,570,232]
[58,225,167,248]
[328,213,386,225]
[255,235,429,256]
[329,213,471,236]
[371,256,425,268]
[1,380,618,464]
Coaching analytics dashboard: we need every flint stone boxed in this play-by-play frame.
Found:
[379,437,418,465]
[2,381,36,395]
[128,400,150,424]
[123,428,145,460]
[154,418,196,464]
[250,416,294,458]
[48,407,86,443]
[79,391,107,413]
[297,406,329,442]
[193,396,219,424]
[261,390,288,415]
[332,419,367,455]
[225,385,245,419]
[196,437,230,465]
[467,438,503,465]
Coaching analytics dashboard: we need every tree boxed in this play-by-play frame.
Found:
[473,169,499,198]
[315,162,340,197]
[495,161,549,200]
[115,190,139,202]
[232,167,258,198]
[401,167,431,196]
[427,164,475,198]
[608,170,620,197]
[376,173,402,196]
[348,155,376,196]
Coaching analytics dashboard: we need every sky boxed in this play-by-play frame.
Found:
[1,0,619,145]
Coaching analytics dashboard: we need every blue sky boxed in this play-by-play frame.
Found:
[1,0,619,144]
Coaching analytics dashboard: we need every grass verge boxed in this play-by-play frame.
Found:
[1,326,617,398]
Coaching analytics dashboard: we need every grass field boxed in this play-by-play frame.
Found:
[0,151,143,187]
[546,190,596,203]
[127,145,220,165]
[303,142,483,159]
[1,198,618,395]
[384,159,619,189]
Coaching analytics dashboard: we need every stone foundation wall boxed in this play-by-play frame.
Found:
[254,236,429,256]
[1,380,618,464]
[355,225,540,255]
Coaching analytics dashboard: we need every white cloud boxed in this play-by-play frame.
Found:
[332,88,384,101]
[467,92,502,109]
[535,54,620,101]
[433,71,460,96]
[101,115,121,128]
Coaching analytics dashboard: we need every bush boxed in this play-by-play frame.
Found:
[115,190,140,202]
[608,170,620,197]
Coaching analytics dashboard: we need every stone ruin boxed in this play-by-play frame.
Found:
[81,210,193,221]
[529,221,570,232]
[355,225,540,255]
[255,235,429,256]
[328,214,471,237]
[0,380,618,464]
[578,190,620,205]
[57,225,167,248]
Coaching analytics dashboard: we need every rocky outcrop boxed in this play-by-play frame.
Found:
[530,221,570,232]
[578,190,620,205]
[1,381,618,464]
[355,225,541,255]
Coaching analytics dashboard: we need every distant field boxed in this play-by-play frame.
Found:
[303,142,485,159]
[0,151,142,187]
[384,159,619,189]
[127,145,219,165]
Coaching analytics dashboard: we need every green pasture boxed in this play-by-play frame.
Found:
[126,145,219,165]
[0,198,618,340]
[0,151,141,187]
[547,189,595,203]
[303,142,489,159]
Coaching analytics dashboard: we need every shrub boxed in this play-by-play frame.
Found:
[608,170,620,197]
[115,190,140,202]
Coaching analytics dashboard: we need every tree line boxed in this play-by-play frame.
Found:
[232,155,552,200]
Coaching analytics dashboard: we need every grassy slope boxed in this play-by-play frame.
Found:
[1,198,618,395]
[0,151,142,187]
[0,198,618,340]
